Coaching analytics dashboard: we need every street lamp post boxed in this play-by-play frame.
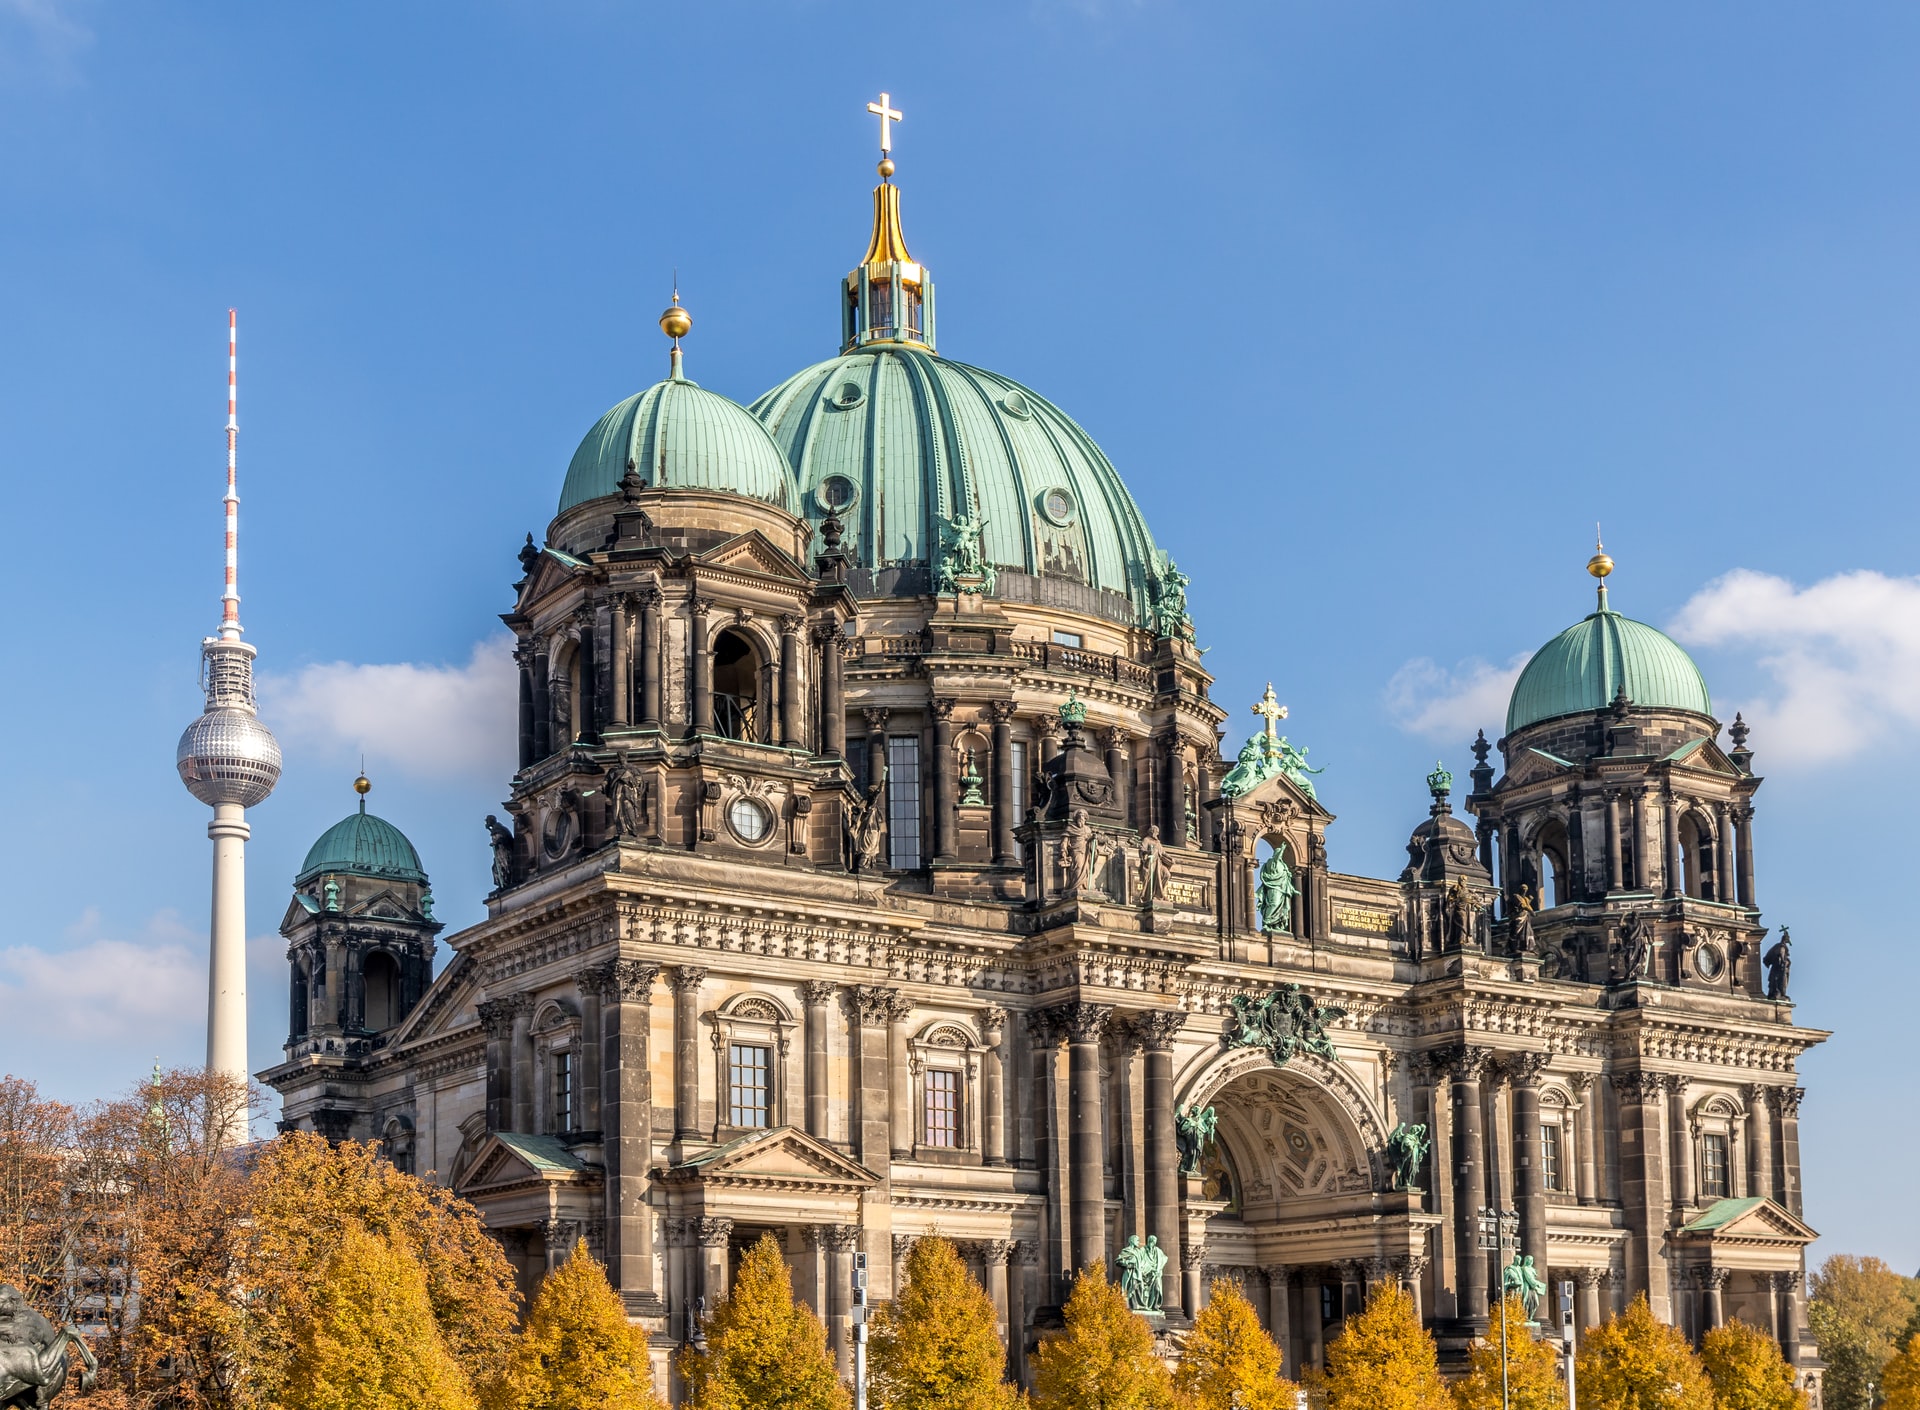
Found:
[853,1251,870,1410]
[1560,1278,1577,1410]
[1477,1204,1521,1410]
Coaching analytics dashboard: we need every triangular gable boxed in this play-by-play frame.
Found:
[282,893,319,928]
[456,1130,599,1196]
[518,548,586,605]
[1679,1196,1816,1246]
[659,1125,878,1193]
[694,530,806,582]
[386,950,479,1047]
[1228,765,1335,823]
[1665,735,1741,777]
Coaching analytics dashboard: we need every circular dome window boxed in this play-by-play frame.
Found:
[829,381,866,411]
[728,796,773,845]
[815,474,859,514]
[1694,943,1725,982]
[1038,486,1077,527]
[1001,390,1033,420]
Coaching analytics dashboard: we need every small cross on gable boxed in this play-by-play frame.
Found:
[1252,682,1288,739]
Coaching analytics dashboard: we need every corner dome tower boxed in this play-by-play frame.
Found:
[1505,544,1712,736]
[751,125,1167,627]
[557,294,797,516]
[295,776,428,887]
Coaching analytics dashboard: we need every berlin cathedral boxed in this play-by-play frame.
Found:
[261,102,1826,1400]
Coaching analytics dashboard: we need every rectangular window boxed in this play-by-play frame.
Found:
[1051,630,1083,648]
[1540,1122,1562,1192]
[1010,741,1028,819]
[924,1068,959,1148]
[887,735,922,870]
[728,1044,771,1128]
[551,1051,574,1134]
[1702,1132,1730,1199]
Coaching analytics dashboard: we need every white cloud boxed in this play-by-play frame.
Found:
[1385,652,1529,743]
[260,635,518,783]
[1669,568,1920,766]
[0,909,201,1045]
[0,0,92,85]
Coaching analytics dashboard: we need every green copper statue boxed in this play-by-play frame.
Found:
[1116,1234,1169,1313]
[1385,1121,1430,1192]
[1225,984,1347,1069]
[1500,1254,1547,1322]
[936,512,996,595]
[1175,1102,1217,1176]
[1257,849,1296,934]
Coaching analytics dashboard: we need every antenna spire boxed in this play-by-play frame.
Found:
[220,309,242,640]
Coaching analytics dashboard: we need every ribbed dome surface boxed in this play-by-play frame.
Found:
[295,806,427,886]
[559,377,796,515]
[751,347,1162,623]
[1507,605,1712,735]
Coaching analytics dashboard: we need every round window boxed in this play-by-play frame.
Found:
[1038,486,1076,527]
[728,797,773,844]
[830,381,866,410]
[1001,390,1033,420]
[1694,943,1725,981]
[816,474,858,514]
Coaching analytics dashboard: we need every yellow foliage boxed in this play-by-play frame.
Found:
[1030,1262,1179,1410]
[242,1132,521,1402]
[1318,1282,1450,1410]
[680,1231,849,1410]
[870,1235,1018,1410]
[1175,1278,1297,1410]
[1881,1333,1920,1410]
[1699,1317,1806,1410]
[1573,1294,1713,1410]
[281,1221,478,1410]
[485,1239,659,1410]
[1451,1295,1563,1410]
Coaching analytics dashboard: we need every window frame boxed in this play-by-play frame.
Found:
[887,734,923,870]
[706,993,796,1139]
[908,1020,985,1161]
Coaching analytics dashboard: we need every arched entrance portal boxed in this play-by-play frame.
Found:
[1179,1054,1437,1379]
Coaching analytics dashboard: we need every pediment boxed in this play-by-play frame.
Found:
[386,951,478,1047]
[1230,766,1334,824]
[456,1131,598,1196]
[1665,735,1742,778]
[661,1125,879,1192]
[695,531,806,582]
[281,893,319,928]
[1679,1197,1816,1246]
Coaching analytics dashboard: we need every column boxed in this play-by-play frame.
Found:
[1040,720,1062,769]
[1713,801,1735,903]
[1663,789,1681,898]
[990,702,1017,863]
[1632,789,1651,891]
[639,587,663,728]
[931,697,957,862]
[1773,1270,1803,1362]
[1667,1076,1695,1211]
[817,1225,857,1375]
[1265,1266,1294,1380]
[697,1216,733,1303]
[850,987,898,1296]
[1702,1267,1728,1332]
[689,594,713,737]
[532,646,552,759]
[801,980,836,1140]
[1509,1055,1549,1270]
[982,1240,1013,1349]
[1605,792,1623,892]
[1570,1074,1599,1205]
[981,1005,1008,1166]
[1182,1242,1207,1328]
[515,642,536,768]
[1445,1047,1491,1329]
[1614,1071,1672,1319]
[1164,732,1189,848]
[1776,1088,1805,1216]
[1745,1086,1775,1202]
[1103,729,1127,827]
[577,971,603,1131]
[1575,1267,1604,1334]
[1063,1002,1112,1271]
[864,708,889,791]
[477,998,517,1131]
[888,992,913,1158]
[816,621,844,759]
[575,607,598,740]
[1010,1241,1037,1385]
[1736,805,1756,907]
[510,996,535,1132]
[1301,1269,1324,1372]
[597,959,658,1303]
[671,966,707,1142]
[1136,1009,1185,1318]
[779,614,803,748]
[609,594,631,728]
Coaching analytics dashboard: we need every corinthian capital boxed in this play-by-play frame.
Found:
[1054,1002,1113,1044]
[1133,1009,1187,1052]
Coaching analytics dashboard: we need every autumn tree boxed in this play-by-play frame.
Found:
[680,1231,848,1410]
[1030,1262,1178,1410]
[1175,1277,1296,1410]
[869,1234,1017,1410]
[1881,1329,1920,1410]
[235,1131,521,1405]
[1451,1293,1563,1410]
[1316,1282,1450,1410]
[1574,1293,1713,1410]
[484,1239,657,1410]
[1809,1255,1920,1410]
[282,1221,477,1410]
[0,1076,77,1319]
[1699,1317,1807,1410]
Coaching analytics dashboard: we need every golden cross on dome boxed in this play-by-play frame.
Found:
[867,91,902,155]
[1253,682,1288,739]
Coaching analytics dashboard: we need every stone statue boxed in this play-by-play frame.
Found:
[845,775,888,873]
[604,753,650,839]
[1763,927,1792,1000]
[1061,809,1093,895]
[1224,984,1347,1068]
[1500,1254,1547,1322]
[1115,1233,1169,1313]
[1445,878,1476,951]
[1137,825,1172,903]
[1218,736,1270,799]
[1510,886,1536,956]
[1622,909,1654,981]
[936,512,995,595]
[1385,1121,1430,1192]
[485,815,515,892]
[1151,558,1195,643]
[0,1284,97,1407]
[1257,849,1296,935]
[1175,1103,1217,1176]
[1083,830,1110,897]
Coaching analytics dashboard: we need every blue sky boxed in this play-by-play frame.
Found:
[0,3,1914,1268]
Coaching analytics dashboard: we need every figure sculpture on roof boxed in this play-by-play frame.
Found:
[485,815,515,892]
[936,512,995,595]
[1257,849,1296,935]
[1764,927,1792,1000]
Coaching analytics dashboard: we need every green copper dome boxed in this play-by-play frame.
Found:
[559,373,796,516]
[1506,595,1712,735]
[751,347,1162,623]
[295,802,428,886]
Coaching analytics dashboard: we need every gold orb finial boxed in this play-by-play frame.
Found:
[877,157,895,179]
[354,773,371,796]
[1587,528,1613,581]
[659,295,691,342]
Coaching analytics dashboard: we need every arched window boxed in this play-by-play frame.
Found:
[364,951,402,1031]
[1533,819,1571,907]
[1679,812,1717,901]
[712,629,763,742]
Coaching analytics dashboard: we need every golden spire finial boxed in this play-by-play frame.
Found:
[660,279,690,380]
[1587,525,1613,580]
[354,772,370,795]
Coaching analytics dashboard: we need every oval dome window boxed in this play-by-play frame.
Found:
[1038,486,1076,527]
[816,475,859,514]
[830,381,866,410]
[1001,391,1033,420]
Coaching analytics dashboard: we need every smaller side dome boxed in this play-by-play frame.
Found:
[1506,606,1712,735]
[559,377,797,516]
[296,802,427,886]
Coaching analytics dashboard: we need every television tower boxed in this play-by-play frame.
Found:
[175,310,281,1144]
